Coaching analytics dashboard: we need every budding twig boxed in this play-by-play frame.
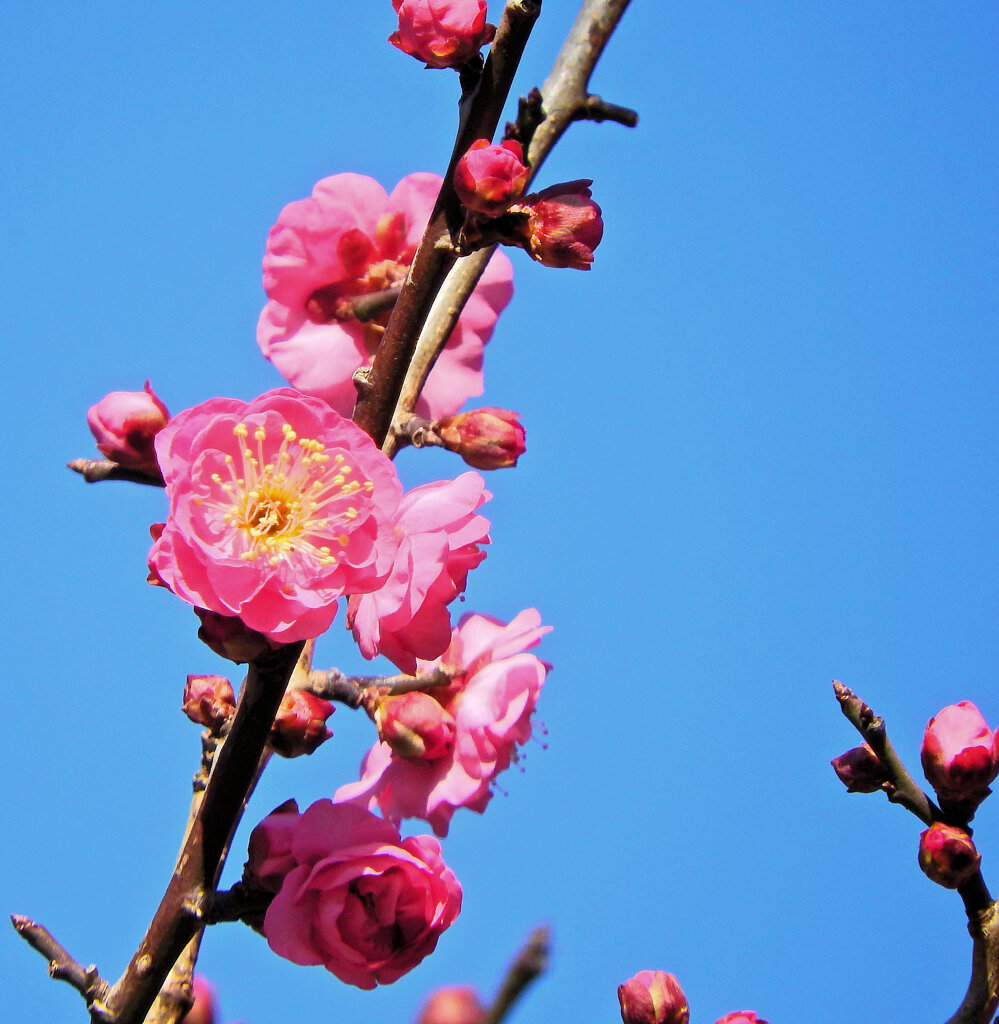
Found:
[304,665,453,706]
[482,925,551,1024]
[67,458,165,487]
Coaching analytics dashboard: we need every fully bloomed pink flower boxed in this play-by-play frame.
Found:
[390,0,494,70]
[335,608,550,836]
[245,799,461,989]
[258,173,513,420]
[148,388,402,644]
[348,471,491,672]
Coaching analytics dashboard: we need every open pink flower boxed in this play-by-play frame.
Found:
[149,388,402,644]
[258,173,513,421]
[348,471,491,672]
[390,0,495,70]
[246,799,461,989]
[335,608,550,836]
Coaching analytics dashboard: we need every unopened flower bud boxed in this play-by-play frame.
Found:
[455,139,530,217]
[390,0,495,70]
[714,1014,769,1024]
[181,975,216,1024]
[87,381,169,478]
[269,689,334,758]
[181,674,235,731]
[511,180,603,270]
[375,692,455,761]
[437,408,526,470]
[921,701,999,820]
[416,985,487,1024]
[618,971,689,1024]
[831,743,889,793]
[195,609,273,664]
[918,822,981,889]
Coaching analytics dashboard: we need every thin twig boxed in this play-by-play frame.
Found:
[303,666,453,705]
[482,925,551,1024]
[67,459,165,486]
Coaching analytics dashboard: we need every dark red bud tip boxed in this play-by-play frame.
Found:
[618,971,689,1024]
[918,822,981,889]
[831,744,889,793]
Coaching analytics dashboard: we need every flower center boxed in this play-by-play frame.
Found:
[202,421,375,570]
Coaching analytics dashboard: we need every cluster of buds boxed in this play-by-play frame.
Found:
[454,139,604,270]
[618,972,766,1024]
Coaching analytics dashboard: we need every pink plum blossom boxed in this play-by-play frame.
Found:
[148,388,402,644]
[618,971,689,1024]
[713,1015,769,1024]
[87,381,169,478]
[335,608,550,836]
[258,173,513,421]
[511,180,603,270]
[347,471,491,672]
[245,799,461,989]
[390,0,494,70]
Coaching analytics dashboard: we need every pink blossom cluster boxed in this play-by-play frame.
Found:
[244,799,461,989]
[336,608,550,836]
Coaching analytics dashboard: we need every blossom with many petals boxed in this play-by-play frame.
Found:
[390,0,494,70]
[348,472,491,672]
[149,388,401,644]
[258,173,513,420]
[335,608,550,836]
[245,799,461,989]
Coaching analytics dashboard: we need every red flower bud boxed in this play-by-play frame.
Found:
[195,608,274,664]
[513,180,603,270]
[455,139,530,217]
[831,743,889,793]
[618,971,689,1024]
[416,986,487,1024]
[390,0,495,70]
[269,689,334,758]
[375,692,455,761]
[437,407,526,470]
[714,1014,769,1024]
[181,674,235,732]
[921,701,999,820]
[181,975,216,1024]
[918,822,981,889]
[87,381,169,478]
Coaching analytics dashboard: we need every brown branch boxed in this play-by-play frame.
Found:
[572,93,639,127]
[96,641,306,1024]
[482,925,551,1024]
[351,0,543,446]
[67,458,165,487]
[10,915,111,1018]
[832,680,938,826]
[381,0,636,458]
[944,901,999,1024]
[303,665,453,705]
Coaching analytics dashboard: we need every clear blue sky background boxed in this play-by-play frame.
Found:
[3,3,998,1023]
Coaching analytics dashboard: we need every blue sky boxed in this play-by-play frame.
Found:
[2,3,998,1022]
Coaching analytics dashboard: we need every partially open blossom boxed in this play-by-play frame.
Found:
[436,408,525,470]
[269,689,334,757]
[336,608,550,836]
[195,608,275,664]
[244,798,301,896]
[830,743,888,794]
[87,381,169,478]
[248,799,461,989]
[509,180,603,270]
[919,822,981,889]
[181,674,235,731]
[417,985,487,1024]
[258,173,513,420]
[348,472,491,672]
[921,701,999,819]
[149,389,402,644]
[390,0,494,70]
[376,692,456,761]
[618,971,689,1024]
[713,1014,769,1024]
[180,975,216,1024]
[455,139,530,217]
